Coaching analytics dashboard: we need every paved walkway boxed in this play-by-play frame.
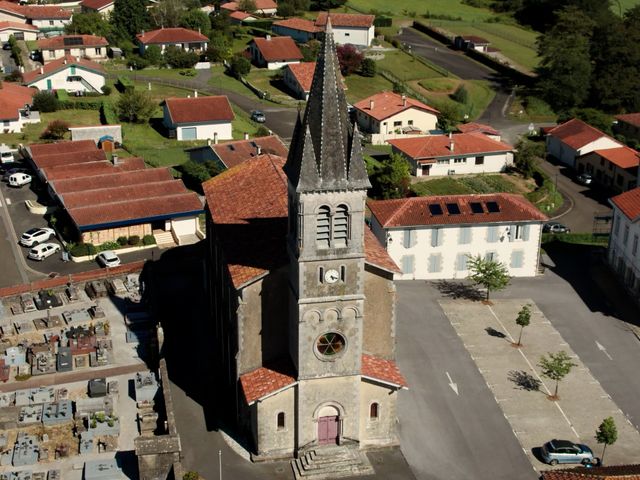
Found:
[441,297,640,469]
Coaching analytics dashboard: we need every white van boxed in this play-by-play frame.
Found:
[8,173,31,187]
[0,149,14,163]
[27,242,60,261]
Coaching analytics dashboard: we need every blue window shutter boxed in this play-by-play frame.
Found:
[522,225,530,241]
[511,251,524,268]
[456,253,468,271]
[431,228,441,247]
[410,230,417,247]
[401,255,414,274]
[487,226,498,243]
[459,227,471,245]
[403,230,411,248]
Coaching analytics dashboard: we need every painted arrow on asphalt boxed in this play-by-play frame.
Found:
[596,341,613,360]
[446,372,459,395]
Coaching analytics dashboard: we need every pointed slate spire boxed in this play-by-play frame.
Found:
[284,16,369,192]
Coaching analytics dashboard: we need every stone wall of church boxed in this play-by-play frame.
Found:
[296,376,360,449]
[363,269,396,358]
[237,266,290,375]
[359,380,399,447]
[253,386,296,459]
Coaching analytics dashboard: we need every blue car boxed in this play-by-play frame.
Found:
[541,439,595,465]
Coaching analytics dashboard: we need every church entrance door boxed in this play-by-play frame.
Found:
[318,416,339,445]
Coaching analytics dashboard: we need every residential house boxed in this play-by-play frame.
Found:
[22,55,106,94]
[229,11,257,24]
[454,35,491,52]
[615,113,640,143]
[187,134,288,169]
[577,146,639,193]
[162,95,234,141]
[220,0,277,16]
[0,1,71,34]
[315,13,375,47]
[136,27,208,55]
[283,62,315,100]
[249,35,303,70]
[353,91,439,145]
[389,133,514,177]
[79,0,114,16]
[608,187,640,298]
[0,21,37,42]
[546,118,621,168]
[272,18,320,43]
[0,82,39,133]
[369,193,547,280]
[456,122,501,141]
[37,35,108,63]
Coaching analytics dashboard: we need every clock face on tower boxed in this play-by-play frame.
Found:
[324,269,340,284]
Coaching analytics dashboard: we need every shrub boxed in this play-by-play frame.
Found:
[117,236,128,246]
[142,235,156,246]
[451,85,469,104]
[179,69,196,76]
[100,101,118,125]
[32,91,59,113]
[183,473,199,480]
[374,16,392,27]
[180,160,211,192]
[230,54,251,78]
[99,241,120,251]
[70,243,97,257]
[116,75,135,93]
[144,44,163,66]
[15,374,31,381]
[101,85,112,96]
[164,46,199,69]
[41,120,70,140]
[336,43,363,76]
[126,54,150,70]
[116,90,156,123]
[128,235,141,245]
[360,58,376,77]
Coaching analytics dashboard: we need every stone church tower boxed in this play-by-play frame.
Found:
[203,19,406,474]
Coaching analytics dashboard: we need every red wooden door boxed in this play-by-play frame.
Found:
[318,416,339,445]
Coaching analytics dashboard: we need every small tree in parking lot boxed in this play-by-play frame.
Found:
[595,417,617,465]
[515,304,532,347]
[467,255,510,302]
[538,350,577,400]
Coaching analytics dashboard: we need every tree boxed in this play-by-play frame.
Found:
[595,417,618,464]
[163,45,199,68]
[144,44,163,65]
[369,153,410,199]
[65,12,112,37]
[310,0,346,9]
[514,138,543,179]
[112,0,150,40]
[210,10,232,37]
[300,39,321,62]
[435,102,461,132]
[467,255,510,301]
[229,54,251,78]
[336,44,363,76]
[180,160,211,193]
[149,0,184,28]
[32,91,59,113]
[238,0,257,12]
[515,304,531,346]
[41,120,69,140]
[360,57,376,77]
[180,9,211,37]
[277,0,309,15]
[206,34,232,62]
[116,90,156,123]
[538,351,577,399]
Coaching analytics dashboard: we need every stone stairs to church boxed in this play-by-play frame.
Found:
[291,444,374,480]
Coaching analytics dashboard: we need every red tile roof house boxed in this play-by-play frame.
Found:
[186,134,288,169]
[315,13,375,47]
[220,0,277,16]
[389,133,515,177]
[79,0,114,16]
[37,35,108,63]
[23,140,204,247]
[369,193,548,280]
[0,1,72,34]
[228,10,258,25]
[456,121,501,141]
[577,145,640,194]
[22,55,106,94]
[0,21,38,42]
[249,35,303,70]
[0,82,39,133]
[615,113,640,143]
[136,27,208,55]
[162,95,234,141]
[608,187,640,297]
[545,118,622,169]
[283,62,315,100]
[354,91,440,145]
[272,18,321,43]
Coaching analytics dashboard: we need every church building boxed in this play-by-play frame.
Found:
[203,20,407,470]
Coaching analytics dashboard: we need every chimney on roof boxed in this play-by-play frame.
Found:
[266,34,271,40]
[213,132,218,144]
[401,94,406,107]
[244,132,249,140]
[449,132,454,152]
[39,67,43,74]
[63,58,67,64]
[369,99,374,110]
[194,90,198,98]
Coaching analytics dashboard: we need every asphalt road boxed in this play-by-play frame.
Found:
[396,282,537,480]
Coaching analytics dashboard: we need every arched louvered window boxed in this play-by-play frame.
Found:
[333,204,349,247]
[317,206,331,248]
[277,412,285,430]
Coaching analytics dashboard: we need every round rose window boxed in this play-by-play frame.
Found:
[316,332,346,357]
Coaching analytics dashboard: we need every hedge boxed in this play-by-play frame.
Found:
[100,101,118,125]
[58,99,102,110]
[374,16,392,27]
[117,76,135,93]
[70,243,97,257]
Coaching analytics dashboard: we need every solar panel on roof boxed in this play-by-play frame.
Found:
[428,204,443,215]
[63,36,83,46]
[446,203,461,215]
[486,201,500,213]
[470,202,484,214]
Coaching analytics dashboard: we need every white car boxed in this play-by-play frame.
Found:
[19,227,55,247]
[97,250,121,268]
[27,242,60,261]
[8,172,31,187]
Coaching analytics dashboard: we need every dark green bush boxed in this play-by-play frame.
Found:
[116,236,128,246]
[100,101,118,125]
[70,243,97,257]
[117,76,135,93]
[101,85,112,96]
[374,16,392,27]
[142,234,156,246]
[99,241,120,251]
[33,91,59,113]
[128,235,141,245]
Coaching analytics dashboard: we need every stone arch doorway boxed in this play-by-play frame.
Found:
[317,405,340,445]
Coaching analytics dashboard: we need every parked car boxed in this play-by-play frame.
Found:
[576,173,593,186]
[543,222,570,234]
[250,110,266,123]
[3,167,28,181]
[540,439,595,465]
[97,250,121,268]
[19,227,55,247]
[8,172,32,187]
[2,43,11,51]
[0,149,15,163]
[27,242,60,261]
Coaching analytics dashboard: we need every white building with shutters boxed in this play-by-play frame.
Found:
[368,193,548,280]
[608,187,640,299]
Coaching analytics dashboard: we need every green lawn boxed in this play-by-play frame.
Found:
[346,0,493,21]
[245,69,299,106]
[0,110,101,146]
[415,79,495,121]
[343,73,394,103]
[411,174,521,196]
[508,94,556,123]
[376,51,444,81]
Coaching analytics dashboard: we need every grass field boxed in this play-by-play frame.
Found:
[346,0,493,21]
[376,51,444,81]
[0,110,102,146]
[343,73,394,103]
[415,79,495,121]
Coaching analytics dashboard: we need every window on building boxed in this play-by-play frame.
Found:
[437,159,450,165]
[333,204,349,247]
[3,120,9,127]
[317,206,331,248]
[608,163,613,170]
[431,228,443,247]
[318,266,324,284]
[345,32,350,36]
[459,227,472,244]
[340,265,346,281]
[428,253,442,273]
[401,255,414,274]
[455,253,468,271]
[623,225,629,246]
[613,215,619,237]
[393,121,402,127]
[475,156,485,165]
[95,47,102,55]
[66,76,82,82]
[633,235,638,256]
[407,120,413,126]
[487,226,499,243]
[369,403,379,420]
[511,251,524,268]
[513,225,529,241]
[49,20,54,25]
[403,229,416,248]
[48,50,54,57]
[454,158,466,164]
[277,412,285,430]
[600,157,605,166]
[485,251,497,262]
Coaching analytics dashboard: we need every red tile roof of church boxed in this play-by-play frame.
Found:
[361,354,407,388]
[240,359,297,405]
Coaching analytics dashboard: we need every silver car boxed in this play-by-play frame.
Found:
[97,250,121,268]
[541,439,594,465]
